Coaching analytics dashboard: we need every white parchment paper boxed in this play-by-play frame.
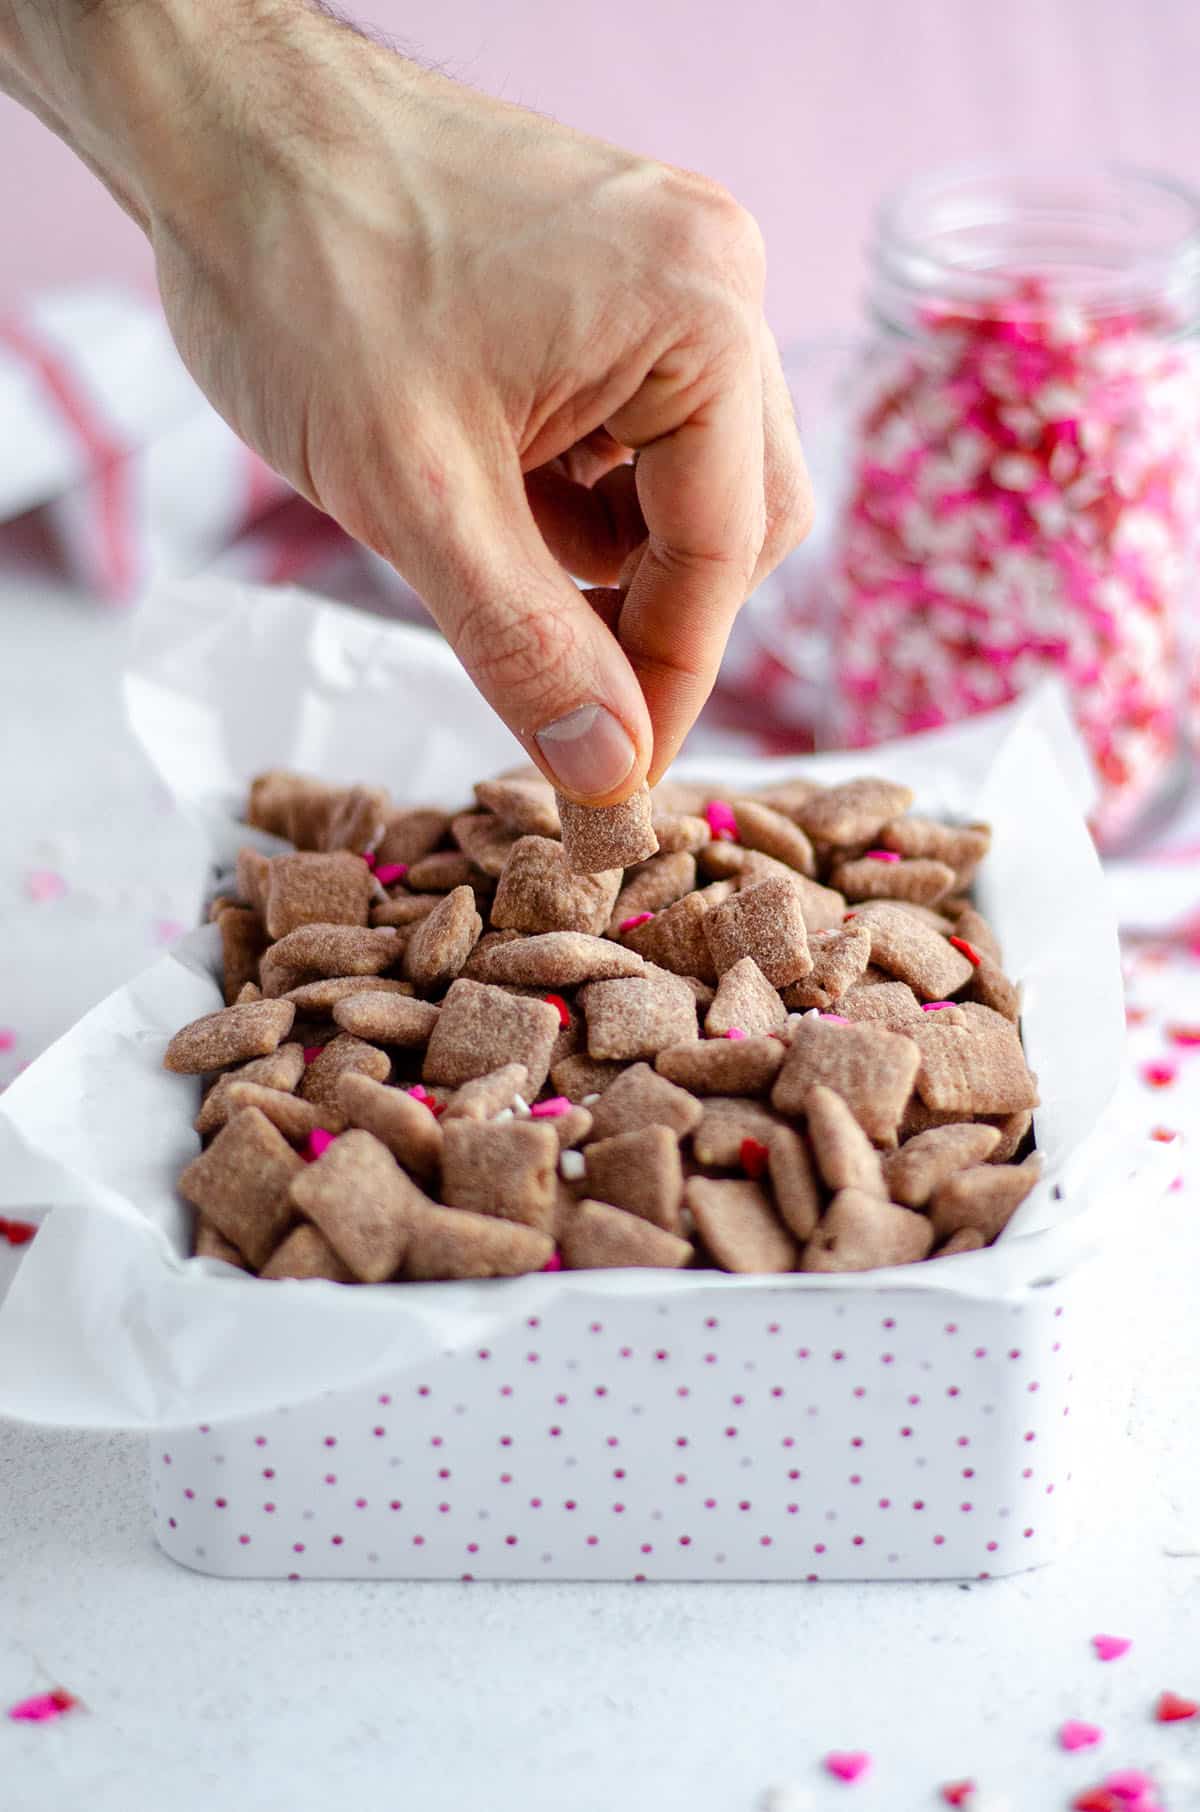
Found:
[0,579,1152,1429]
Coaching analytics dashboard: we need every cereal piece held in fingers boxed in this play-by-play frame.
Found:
[300,1033,390,1123]
[687,1177,798,1274]
[194,1042,305,1135]
[692,1097,783,1168]
[179,1107,303,1268]
[450,812,520,878]
[194,1217,248,1267]
[322,785,390,854]
[165,998,296,1075]
[370,893,443,929]
[559,1198,693,1270]
[851,901,975,1000]
[290,1128,425,1282]
[263,851,373,940]
[217,906,269,1006]
[703,876,813,988]
[475,775,561,838]
[795,778,915,847]
[260,1223,358,1283]
[333,992,441,1047]
[225,1081,341,1141]
[800,1188,934,1273]
[929,1155,1042,1244]
[423,978,561,1095]
[582,966,699,1061]
[608,851,697,934]
[441,1062,529,1122]
[831,855,956,906]
[471,932,645,987]
[585,1061,703,1142]
[403,885,482,992]
[731,798,817,875]
[804,1084,887,1196]
[883,1122,1002,1207]
[766,1124,822,1241]
[656,1035,785,1097]
[374,806,452,868]
[583,1124,685,1232]
[403,1201,554,1279]
[551,1052,628,1102]
[772,1017,921,1146]
[338,1071,443,1181]
[983,1107,1033,1162]
[622,889,720,983]
[259,924,404,996]
[492,835,622,936]
[557,784,659,874]
[838,978,925,1031]
[705,955,787,1038]
[441,1119,560,1234]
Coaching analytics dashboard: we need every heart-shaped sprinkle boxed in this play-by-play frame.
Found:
[739,1137,770,1180]
[1072,1791,1120,1812]
[540,1251,563,1273]
[373,863,408,886]
[0,1217,37,1247]
[705,800,739,842]
[1060,1720,1104,1752]
[1103,1769,1156,1802]
[1092,1635,1132,1662]
[941,1783,975,1806]
[1150,1126,1178,1142]
[725,1027,747,1041]
[542,993,571,1027]
[303,1128,336,1163]
[824,1752,870,1783]
[1141,1060,1178,1089]
[302,1045,324,1065]
[1155,1690,1198,1722]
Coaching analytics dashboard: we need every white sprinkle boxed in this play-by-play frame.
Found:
[511,1093,531,1117]
[559,1150,586,1183]
[803,1007,822,1020]
[492,1108,514,1123]
[758,1787,816,1812]
[581,1093,601,1106]
[991,452,1040,492]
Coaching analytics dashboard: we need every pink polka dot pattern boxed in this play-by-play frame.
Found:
[151,1284,1078,1582]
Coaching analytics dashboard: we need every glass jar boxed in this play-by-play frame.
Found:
[826,163,1200,849]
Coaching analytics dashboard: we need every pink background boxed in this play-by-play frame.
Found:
[3,0,1200,341]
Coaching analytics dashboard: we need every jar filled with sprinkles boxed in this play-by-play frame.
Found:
[828,164,1200,848]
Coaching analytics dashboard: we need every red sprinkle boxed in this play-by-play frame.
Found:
[1150,1126,1179,1142]
[1072,1792,1121,1812]
[949,936,982,966]
[373,863,408,886]
[303,1129,336,1163]
[1103,1770,1157,1802]
[542,993,571,1028]
[406,1085,443,1116]
[1166,1024,1200,1047]
[302,1046,324,1065]
[865,849,902,863]
[1155,1689,1198,1722]
[619,912,655,933]
[1141,1060,1178,1089]
[940,1785,976,1808]
[740,1138,770,1180]
[0,1217,37,1247]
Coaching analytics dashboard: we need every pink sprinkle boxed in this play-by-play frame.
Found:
[1104,1770,1156,1803]
[361,851,378,870]
[0,1029,15,1053]
[619,912,655,932]
[705,800,739,842]
[922,1001,955,1012]
[825,1751,871,1784]
[8,1688,79,1723]
[406,1084,430,1101]
[302,1046,324,1065]
[374,863,408,886]
[530,1098,571,1119]
[1166,1024,1200,1047]
[1060,1719,1104,1752]
[154,919,186,945]
[1091,1634,1132,1662]
[725,1028,747,1041]
[1142,1060,1178,1089]
[820,1014,851,1025]
[865,849,902,863]
[304,1128,336,1162]
[541,1251,563,1273]
[26,869,67,903]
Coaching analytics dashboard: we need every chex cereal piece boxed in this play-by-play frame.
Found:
[283,977,413,1013]
[650,813,709,855]
[333,992,441,1046]
[696,838,754,881]
[194,1043,305,1135]
[450,812,519,878]
[322,785,390,854]
[899,1098,971,1141]
[260,1223,357,1283]
[300,1033,390,1123]
[839,978,925,1031]
[290,1128,423,1281]
[375,806,452,868]
[441,1119,559,1233]
[209,892,241,921]
[795,777,914,846]
[766,1124,822,1240]
[704,877,812,987]
[773,1017,920,1146]
[370,893,442,929]
[557,783,659,873]
[831,855,956,906]
[471,932,644,987]
[459,929,522,978]
[782,924,872,1009]
[966,958,1021,1023]
[747,861,847,934]
[559,1198,693,1270]
[247,769,331,842]
[804,1084,887,1196]
[586,1061,703,1142]
[338,1072,443,1181]
[165,998,296,1075]
[608,851,697,934]
[692,1097,783,1167]
[225,1081,340,1141]
[262,851,373,940]
[984,1107,1033,1162]
[552,1105,594,1149]
[551,1052,628,1101]
[929,1156,1042,1244]
[656,1035,785,1097]
[622,889,720,983]
[911,1011,1038,1115]
[179,1107,303,1268]
[730,798,817,875]
[236,982,263,1002]
[583,1125,685,1232]
[851,901,975,1000]
[259,924,403,996]
[890,901,956,933]
[405,850,478,892]
[402,885,482,992]
[441,1062,529,1122]
[686,1177,798,1274]
[492,835,622,936]
[651,778,713,815]
[582,966,699,1061]
[880,815,991,886]
[952,905,1003,966]
[882,1122,1001,1207]
[934,1228,987,1257]
[705,955,787,1038]
[423,979,561,1094]
[194,1217,248,1267]
[748,775,826,815]
[474,774,561,838]
[402,1202,553,1280]
[216,905,269,1006]
[801,1189,934,1273]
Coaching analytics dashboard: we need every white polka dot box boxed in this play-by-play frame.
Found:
[0,584,1165,1583]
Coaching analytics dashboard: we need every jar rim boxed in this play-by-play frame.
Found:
[872,160,1200,324]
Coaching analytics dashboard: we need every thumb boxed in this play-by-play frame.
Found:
[399,455,654,806]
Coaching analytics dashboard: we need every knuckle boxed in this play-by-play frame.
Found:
[653,173,766,296]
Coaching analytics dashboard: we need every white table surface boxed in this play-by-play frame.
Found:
[3,552,1200,1812]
